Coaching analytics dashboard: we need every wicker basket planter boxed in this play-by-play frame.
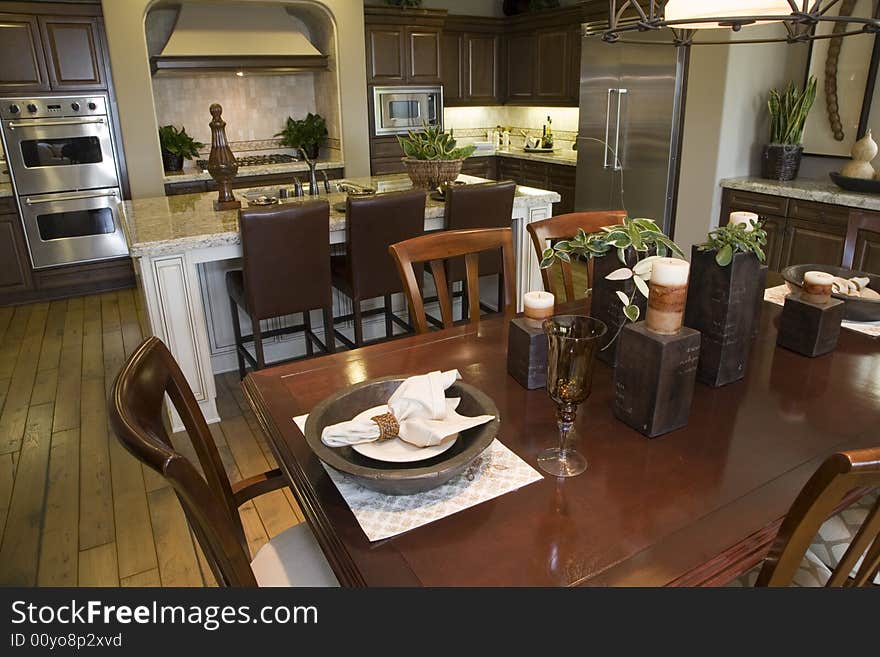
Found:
[761,144,803,181]
[402,157,465,189]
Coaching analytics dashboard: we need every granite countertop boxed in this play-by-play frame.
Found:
[470,148,578,167]
[720,177,880,212]
[163,159,346,184]
[122,173,561,258]
[0,183,12,199]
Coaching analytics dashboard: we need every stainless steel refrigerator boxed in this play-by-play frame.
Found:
[575,31,689,235]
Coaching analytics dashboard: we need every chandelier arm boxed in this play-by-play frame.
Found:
[610,28,872,46]
[626,0,649,22]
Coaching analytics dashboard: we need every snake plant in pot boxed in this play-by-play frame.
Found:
[397,124,476,189]
[762,76,817,181]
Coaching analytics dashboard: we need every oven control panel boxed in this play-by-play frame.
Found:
[0,96,107,120]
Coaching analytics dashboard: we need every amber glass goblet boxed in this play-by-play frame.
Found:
[538,315,607,477]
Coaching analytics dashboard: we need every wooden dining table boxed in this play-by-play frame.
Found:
[241,302,880,586]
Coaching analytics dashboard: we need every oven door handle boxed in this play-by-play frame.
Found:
[24,190,118,205]
[7,117,106,130]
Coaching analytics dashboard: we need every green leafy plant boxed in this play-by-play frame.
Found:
[275,113,328,154]
[541,217,684,325]
[768,76,817,145]
[158,125,204,159]
[397,124,477,161]
[698,221,768,267]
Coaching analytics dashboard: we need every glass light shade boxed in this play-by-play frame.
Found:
[664,0,793,29]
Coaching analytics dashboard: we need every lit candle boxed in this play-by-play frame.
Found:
[729,211,759,232]
[802,270,834,305]
[645,258,690,335]
[523,291,555,320]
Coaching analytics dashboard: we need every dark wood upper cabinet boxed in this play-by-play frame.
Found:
[440,32,462,103]
[407,28,441,83]
[535,29,570,101]
[366,26,406,83]
[0,13,50,93]
[464,33,500,103]
[38,16,106,90]
[506,33,535,100]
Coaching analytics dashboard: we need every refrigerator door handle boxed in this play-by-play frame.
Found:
[603,88,613,169]
[613,89,628,172]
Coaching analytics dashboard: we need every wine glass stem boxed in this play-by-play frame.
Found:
[557,404,576,458]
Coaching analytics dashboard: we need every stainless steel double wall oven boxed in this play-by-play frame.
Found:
[0,95,128,269]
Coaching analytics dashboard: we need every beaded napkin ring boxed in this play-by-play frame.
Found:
[371,412,400,441]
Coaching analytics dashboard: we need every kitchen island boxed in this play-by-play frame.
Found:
[122,174,559,430]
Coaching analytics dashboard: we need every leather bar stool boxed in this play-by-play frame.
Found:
[330,189,426,347]
[442,181,516,320]
[227,201,334,379]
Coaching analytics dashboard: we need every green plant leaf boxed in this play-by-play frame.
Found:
[557,251,571,263]
[715,243,733,267]
[616,290,630,306]
[606,267,633,281]
[624,304,640,322]
[634,275,650,299]
[540,256,555,269]
[617,247,628,264]
[542,247,554,259]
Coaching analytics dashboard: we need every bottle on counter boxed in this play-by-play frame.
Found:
[502,129,510,150]
[542,116,554,149]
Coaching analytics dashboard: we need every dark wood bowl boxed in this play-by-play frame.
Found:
[781,264,880,322]
[304,375,500,495]
[829,171,880,194]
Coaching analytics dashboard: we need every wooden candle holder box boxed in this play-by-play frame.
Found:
[777,295,844,358]
[507,317,547,389]
[684,248,761,387]
[612,322,701,438]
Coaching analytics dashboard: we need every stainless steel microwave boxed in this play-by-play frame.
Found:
[372,85,442,136]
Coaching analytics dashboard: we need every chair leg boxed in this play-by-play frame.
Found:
[229,296,246,379]
[303,310,314,357]
[323,307,335,353]
[253,320,266,370]
[353,298,364,347]
[497,273,504,313]
[384,294,394,339]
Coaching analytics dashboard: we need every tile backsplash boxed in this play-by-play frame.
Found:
[444,106,580,148]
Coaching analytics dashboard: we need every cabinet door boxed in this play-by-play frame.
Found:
[850,227,880,275]
[0,13,50,93]
[498,157,522,183]
[0,211,34,295]
[761,215,786,273]
[406,27,441,83]
[39,16,106,90]
[463,33,500,104]
[506,33,535,101]
[521,161,548,188]
[535,29,569,102]
[441,32,463,105]
[549,164,576,215]
[780,219,846,270]
[567,25,582,105]
[367,26,405,83]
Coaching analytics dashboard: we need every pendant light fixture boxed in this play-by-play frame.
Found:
[599,1,880,46]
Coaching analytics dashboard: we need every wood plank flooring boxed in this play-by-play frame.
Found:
[0,289,303,587]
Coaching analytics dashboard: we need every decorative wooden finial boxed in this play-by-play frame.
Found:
[207,103,241,211]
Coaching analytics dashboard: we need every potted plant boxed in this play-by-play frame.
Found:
[761,76,816,181]
[158,125,204,173]
[275,112,328,159]
[685,221,769,387]
[397,124,476,189]
[541,217,684,363]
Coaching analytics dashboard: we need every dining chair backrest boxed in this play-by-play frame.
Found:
[842,211,880,273]
[756,447,880,587]
[388,227,516,333]
[109,337,257,587]
[346,189,426,299]
[444,180,516,282]
[526,211,626,302]
[239,201,331,321]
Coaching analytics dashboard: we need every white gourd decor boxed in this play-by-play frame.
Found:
[842,129,876,180]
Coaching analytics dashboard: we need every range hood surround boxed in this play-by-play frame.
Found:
[151,4,328,75]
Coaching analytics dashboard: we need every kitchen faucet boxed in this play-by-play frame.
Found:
[299,147,319,196]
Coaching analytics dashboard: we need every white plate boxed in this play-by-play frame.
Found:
[349,405,458,463]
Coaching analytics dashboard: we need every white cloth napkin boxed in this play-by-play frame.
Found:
[321,370,495,448]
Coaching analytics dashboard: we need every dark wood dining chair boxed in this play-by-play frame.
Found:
[109,336,338,587]
[227,201,335,379]
[740,448,880,587]
[526,210,626,302]
[331,189,425,347]
[842,211,880,273]
[389,227,516,334]
[443,180,516,316]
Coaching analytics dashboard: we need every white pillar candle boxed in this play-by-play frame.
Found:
[646,258,690,335]
[523,290,555,320]
[802,270,834,305]
[729,211,759,232]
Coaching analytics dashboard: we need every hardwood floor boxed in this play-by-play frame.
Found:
[0,289,303,587]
